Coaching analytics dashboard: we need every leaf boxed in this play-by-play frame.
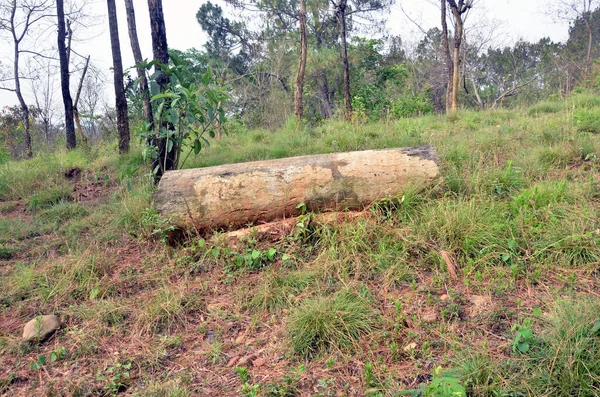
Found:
[517,341,530,353]
[591,319,600,335]
[211,248,220,259]
[251,250,261,260]
[502,253,511,262]
[440,250,458,280]
[508,239,517,250]
[268,248,277,260]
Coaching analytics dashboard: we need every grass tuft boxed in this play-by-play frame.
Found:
[288,290,376,358]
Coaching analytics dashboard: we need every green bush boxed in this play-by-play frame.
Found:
[392,94,434,118]
[528,101,564,115]
[574,109,600,133]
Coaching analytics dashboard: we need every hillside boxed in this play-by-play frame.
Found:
[2,96,600,396]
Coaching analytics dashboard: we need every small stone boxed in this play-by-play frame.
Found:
[439,294,450,301]
[403,342,417,352]
[23,315,60,342]
[205,330,216,344]
[422,312,438,323]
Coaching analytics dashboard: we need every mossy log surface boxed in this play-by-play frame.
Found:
[155,146,439,230]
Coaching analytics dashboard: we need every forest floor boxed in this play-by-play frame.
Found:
[2,96,600,396]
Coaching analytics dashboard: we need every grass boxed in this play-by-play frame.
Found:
[288,290,376,358]
[2,92,600,394]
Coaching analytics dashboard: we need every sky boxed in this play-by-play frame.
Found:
[0,0,571,109]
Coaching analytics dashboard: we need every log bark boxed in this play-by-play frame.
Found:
[155,146,439,230]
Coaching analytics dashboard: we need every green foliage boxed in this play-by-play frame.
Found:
[288,290,375,357]
[138,53,228,175]
[574,108,600,133]
[97,360,132,394]
[392,94,434,118]
[30,346,67,370]
[511,315,538,354]
[528,101,565,115]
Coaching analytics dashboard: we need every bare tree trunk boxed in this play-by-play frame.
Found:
[57,0,76,150]
[471,78,483,109]
[335,0,352,121]
[585,18,593,77]
[148,0,176,178]
[73,55,90,146]
[124,0,154,129]
[441,0,453,114]
[107,0,130,153]
[449,3,464,113]
[7,0,32,158]
[294,0,307,119]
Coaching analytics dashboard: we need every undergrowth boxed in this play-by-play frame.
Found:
[2,93,600,395]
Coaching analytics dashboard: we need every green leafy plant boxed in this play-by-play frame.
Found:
[97,360,132,394]
[30,346,67,370]
[264,365,305,396]
[138,53,228,176]
[511,309,541,354]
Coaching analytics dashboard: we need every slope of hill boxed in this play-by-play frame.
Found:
[2,96,600,396]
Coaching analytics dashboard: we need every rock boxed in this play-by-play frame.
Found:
[439,294,450,301]
[403,342,418,352]
[23,315,60,342]
[422,312,438,323]
[205,330,216,344]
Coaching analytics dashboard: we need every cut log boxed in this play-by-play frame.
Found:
[155,146,439,230]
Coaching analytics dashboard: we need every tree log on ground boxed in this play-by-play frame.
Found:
[154,146,439,230]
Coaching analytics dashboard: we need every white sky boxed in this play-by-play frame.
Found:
[0,0,571,108]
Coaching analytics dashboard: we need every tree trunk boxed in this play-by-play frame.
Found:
[585,18,593,77]
[336,0,352,121]
[148,0,176,179]
[294,0,307,119]
[155,146,440,230]
[125,0,154,129]
[471,78,483,109]
[450,6,463,113]
[57,0,76,150]
[8,0,32,158]
[73,55,90,146]
[441,0,453,114]
[107,0,130,153]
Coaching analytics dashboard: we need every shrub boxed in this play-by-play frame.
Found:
[392,94,434,118]
[574,109,600,133]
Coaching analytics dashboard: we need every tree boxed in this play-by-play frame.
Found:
[294,0,308,119]
[441,0,453,112]
[446,0,472,113]
[551,0,599,77]
[331,0,393,120]
[107,0,130,153]
[125,0,153,130]
[57,0,76,149]
[147,0,175,178]
[0,0,53,158]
